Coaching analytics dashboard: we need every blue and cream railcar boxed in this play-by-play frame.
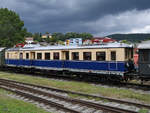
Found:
[5,42,134,80]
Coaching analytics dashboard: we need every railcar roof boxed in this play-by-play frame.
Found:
[6,42,133,51]
[0,47,5,52]
[138,40,150,49]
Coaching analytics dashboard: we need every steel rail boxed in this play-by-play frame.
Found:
[0,86,80,113]
[0,79,140,113]
[0,78,149,110]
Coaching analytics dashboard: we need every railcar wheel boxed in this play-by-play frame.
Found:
[141,79,144,85]
[124,77,128,82]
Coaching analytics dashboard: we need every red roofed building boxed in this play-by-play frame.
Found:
[83,37,116,45]
[15,43,25,48]
[92,37,116,44]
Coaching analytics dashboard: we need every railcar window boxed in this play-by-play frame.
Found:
[96,52,106,61]
[53,52,59,60]
[37,53,42,59]
[19,53,23,59]
[45,53,50,60]
[7,53,9,59]
[72,52,79,60]
[26,53,29,59]
[125,49,129,59]
[111,51,116,61]
[141,51,149,62]
[83,52,91,60]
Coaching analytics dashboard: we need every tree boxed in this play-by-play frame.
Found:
[45,37,51,43]
[65,32,79,39]
[25,32,33,37]
[120,40,130,44]
[33,32,42,42]
[65,32,93,40]
[0,8,27,47]
[79,32,93,40]
[45,32,49,34]
[52,32,65,41]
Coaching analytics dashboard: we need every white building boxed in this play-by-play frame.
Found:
[25,37,34,44]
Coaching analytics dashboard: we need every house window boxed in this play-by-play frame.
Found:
[26,53,29,59]
[37,53,42,59]
[72,52,79,60]
[45,53,50,60]
[53,52,59,60]
[111,51,116,61]
[96,52,106,61]
[83,52,91,60]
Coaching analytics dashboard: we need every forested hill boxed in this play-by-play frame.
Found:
[107,33,150,42]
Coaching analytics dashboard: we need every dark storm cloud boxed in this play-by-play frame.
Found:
[1,0,150,35]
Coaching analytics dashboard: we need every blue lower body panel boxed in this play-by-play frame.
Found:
[5,59,127,73]
[31,60,63,68]
[5,59,63,68]
[64,61,126,72]
[5,59,31,66]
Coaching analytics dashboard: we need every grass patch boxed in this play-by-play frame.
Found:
[0,71,150,104]
[139,108,149,113]
[0,88,49,113]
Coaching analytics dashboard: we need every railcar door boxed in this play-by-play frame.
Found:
[109,51,118,71]
[65,51,69,60]
[30,52,35,66]
[62,51,69,69]
[31,52,35,60]
[62,51,69,60]
[19,52,23,66]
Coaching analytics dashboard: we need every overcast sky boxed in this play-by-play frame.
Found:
[1,0,150,36]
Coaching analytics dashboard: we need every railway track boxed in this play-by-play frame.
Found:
[4,68,150,91]
[1,69,150,92]
[0,78,149,113]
